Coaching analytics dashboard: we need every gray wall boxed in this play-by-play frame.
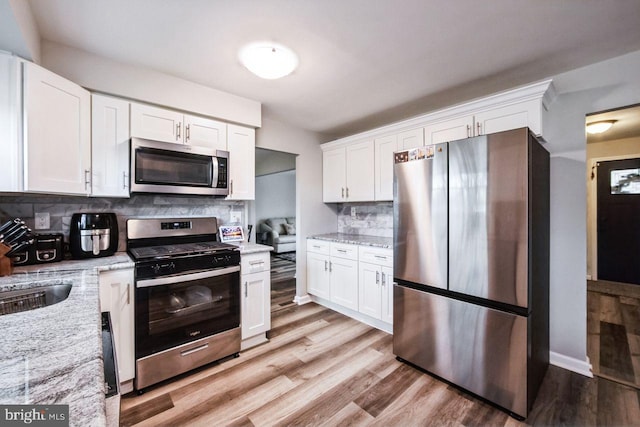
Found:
[544,49,640,369]
[255,169,296,225]
[0,194,244,252]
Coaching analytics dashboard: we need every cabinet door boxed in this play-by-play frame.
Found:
[322,147,346,202]
[345,140,374,201]
[474,99,541,136]
[241,270,271,340]
[358,262,382,319]
[23,62,91,195]
[307,252,331,299]
[184,114,227,151]
[99,268,135,383]
[330,257,358,311]
[397,128,424,150]
[227,124,255,200]
[374,135,397,201]
[424,115,473,145]
[91,94,130,197]
[381,266,393,324]
[0,54,22,192]
[130,103,183,144]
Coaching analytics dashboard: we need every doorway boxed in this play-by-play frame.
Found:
[585,104,640,389]
[252,148,297,315]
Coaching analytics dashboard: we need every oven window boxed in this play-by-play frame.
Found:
[135,147,213,187]
[136,271,240,357]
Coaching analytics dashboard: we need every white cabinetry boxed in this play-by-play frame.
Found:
[227,124,255,200]
[91,94,130,197]
[240,251,271,349]
[397,128,424,150]
[424,115,474,145]
[329,243,359,311]
[358,246,393,323]
[307,240,331,299]
[23,61,91,195]
[374,135,397,201]
[322,141,374,202]
[130,102,227,150]
[0,53,22,192]
[99,268,135,389]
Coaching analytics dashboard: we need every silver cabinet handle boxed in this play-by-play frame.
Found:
[376,271,380,284]
[346,187,349,198]
[122,171,128,189]
[329,261,332,272]
[244,281,248,297]
[181,343,209,357]
[186,124,191,142]
[126,283,130,305]
[230,179,233,195]
[84,169,91,190]
[476,122,482,135]
[249,260,264,266]
[341,187,344,198]
[336,249,347,253]
[176,122,182,141]
[374,255,387,260]
[324,260,328,271]
[381,273,386,286]
[466,124,471,138]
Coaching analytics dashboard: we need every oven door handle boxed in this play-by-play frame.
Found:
[136,265,240,288]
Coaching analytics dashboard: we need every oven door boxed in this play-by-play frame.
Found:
[135,265,240,358]
[130,137,229,196]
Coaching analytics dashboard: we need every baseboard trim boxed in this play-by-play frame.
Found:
[549,351,593,378]
[294,294,312,305]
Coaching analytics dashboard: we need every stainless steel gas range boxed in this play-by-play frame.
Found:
[127,217,241,391]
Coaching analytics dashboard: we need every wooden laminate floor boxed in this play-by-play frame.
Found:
[587,279,640,389]
[121,299,640,426]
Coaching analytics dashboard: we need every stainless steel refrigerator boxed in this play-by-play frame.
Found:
[392,127,549,419]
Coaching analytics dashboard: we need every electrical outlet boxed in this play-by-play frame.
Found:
[35,212,50,230]
[351,207,356,218]
[230,210,242,224]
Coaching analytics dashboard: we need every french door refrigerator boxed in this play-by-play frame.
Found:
[392,127,549,419]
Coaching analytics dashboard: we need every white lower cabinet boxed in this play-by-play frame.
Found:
[307,239,393,331]
[240,251,271,349]
[99,268,135,390]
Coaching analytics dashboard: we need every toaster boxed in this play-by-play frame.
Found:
[11,233,64,266]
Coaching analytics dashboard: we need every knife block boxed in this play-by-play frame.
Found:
[0,243,13,276]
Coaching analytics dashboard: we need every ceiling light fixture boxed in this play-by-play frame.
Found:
[586,120,616,134]
[238,42,298,80]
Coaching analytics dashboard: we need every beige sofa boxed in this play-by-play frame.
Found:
[259,217,296,253]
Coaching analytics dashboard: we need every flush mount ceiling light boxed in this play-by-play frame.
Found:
[586,120,616,134]
[238,42,298,80]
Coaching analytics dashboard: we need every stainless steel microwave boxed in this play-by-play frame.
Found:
[130,137,229,196]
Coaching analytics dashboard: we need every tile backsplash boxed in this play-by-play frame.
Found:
[0,194,245,251]
[337,202,393,237]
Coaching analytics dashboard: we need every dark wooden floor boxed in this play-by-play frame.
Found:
[587,280,640,389]
[121,287,640,426]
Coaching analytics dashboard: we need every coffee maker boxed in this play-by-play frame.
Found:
[69,213,119,259]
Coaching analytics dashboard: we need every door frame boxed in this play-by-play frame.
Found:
[587,153,639,281]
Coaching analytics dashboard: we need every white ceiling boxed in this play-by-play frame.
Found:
[27,0,640,138]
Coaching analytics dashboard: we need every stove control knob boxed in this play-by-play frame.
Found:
[152,264,161,274]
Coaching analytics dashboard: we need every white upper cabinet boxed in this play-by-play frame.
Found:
[374,135,397,201]
[323,141,374,202]
[184,115,227,151]
[130,103,183,144]
[473,99,541,136]
[0,53,22,192]
[23,61,91,195]
[397,128,424,150]
[131,102,228,150]
[91,94,130,198]
[227,124,255,200]
[423,115,474,145]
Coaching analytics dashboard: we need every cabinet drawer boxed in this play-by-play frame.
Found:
[307,239,330,255]
[241,252,270,274]
[331,242,358,260]
[359,246,393,267]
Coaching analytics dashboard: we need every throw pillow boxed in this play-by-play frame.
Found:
[284,223,296,235]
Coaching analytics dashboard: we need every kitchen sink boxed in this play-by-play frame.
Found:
[0,283,72,315]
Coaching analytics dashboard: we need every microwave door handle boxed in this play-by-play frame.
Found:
[136,265,240,288]
[211,156,219,188]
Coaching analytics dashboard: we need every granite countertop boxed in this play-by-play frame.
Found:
[308,233,392,249]
[0,253,134,427]
[231,242,274,254]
